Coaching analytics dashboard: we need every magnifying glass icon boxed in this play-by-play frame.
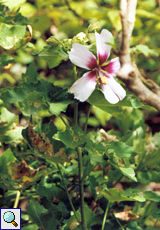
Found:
[3,211,18,227]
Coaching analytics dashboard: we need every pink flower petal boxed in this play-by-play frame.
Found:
[95,29,113,65]
[101,75,126,104]
[70,71,97,102]
[68,43,97,70]
[102,57,120,76]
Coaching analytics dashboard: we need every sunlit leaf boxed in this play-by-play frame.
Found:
[0,149,15,174]
[3,0,26,9]
[119,167,137,182]
[131,44,158,57]
[89,89,129,119]
[136,9,160,20]
[101,187,145,202]
[31,14,51,34]
[144,191,160,202]
[0,3,30,25]
[105,141,136,159]
[0,24,26,49]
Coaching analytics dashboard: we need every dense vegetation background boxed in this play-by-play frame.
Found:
[1,0,160,229]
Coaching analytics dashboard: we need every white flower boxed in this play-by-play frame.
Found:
[69,29,126,104]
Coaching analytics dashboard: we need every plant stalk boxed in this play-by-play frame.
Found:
[84,104,92,135]
[112,213,125,230]
[59,114,70,128]
[56,163,80,223]
[101,201,110,230]
[73,66,79,127]
[81,159,90,183]
[77,147,87,230]
[74,102,78,127]
[13,190,21,208]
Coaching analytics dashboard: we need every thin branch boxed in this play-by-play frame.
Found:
[13,190,21,208]
[56,163,80,223]
[101,201,110,230]
[77,147,87,230]
[127,0,137,39]
[117,0,160,111]
[84,104,92,135]
[119,0,130,59]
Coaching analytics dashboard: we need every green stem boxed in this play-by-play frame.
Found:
[112,213,125,230]
[111,175,123,188]
[73,66,79,127]
[77,147,87,230]
[153,219,158,228]
[101,201,110,230]
[59,115,70,128]
[81,158,90,183]
[13,190,21,208]
[56,163,80,223]
[84,104,92,135]
[11,195,39,202]
[74,102,78,126]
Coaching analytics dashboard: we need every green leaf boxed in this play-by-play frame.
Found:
[88,89,128,119]
[83,203,96,228]
[1,85,28,103]
[0,149,16,174]
[27,198,60,230]
[119,167,137,182]
[1,126,24,143]
[54,126,86,149]
[131,44,159,57]
[136,9,160,20]
[0,108,22,143]
[140,148,160,168]
[21,224,38,230]
[144,191,160,202]
[3,0,26,10]
[0,54,14,67]
[39,45,68,68]
[88,22,100,33]
[0,24,26,49]
[101,187,145,202]
[0,79,72,108]
[63,210,81,230]
[0,3,30,25]
[22,62,38,83]
[107,10,121,31]
[32,14,51,34]
[137,171,152,183]
[40,197,62,221]
[126,221,143,230]
[89,89,153,113]
[0,107,16,129]
[106,141,136,159]
[92,106,111,126]
[36,184,67,202]
[49,101,71,116]
[46,36,61,46]
[151,132,160,147]
[85,140,106,163]
[152,208,160,220]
